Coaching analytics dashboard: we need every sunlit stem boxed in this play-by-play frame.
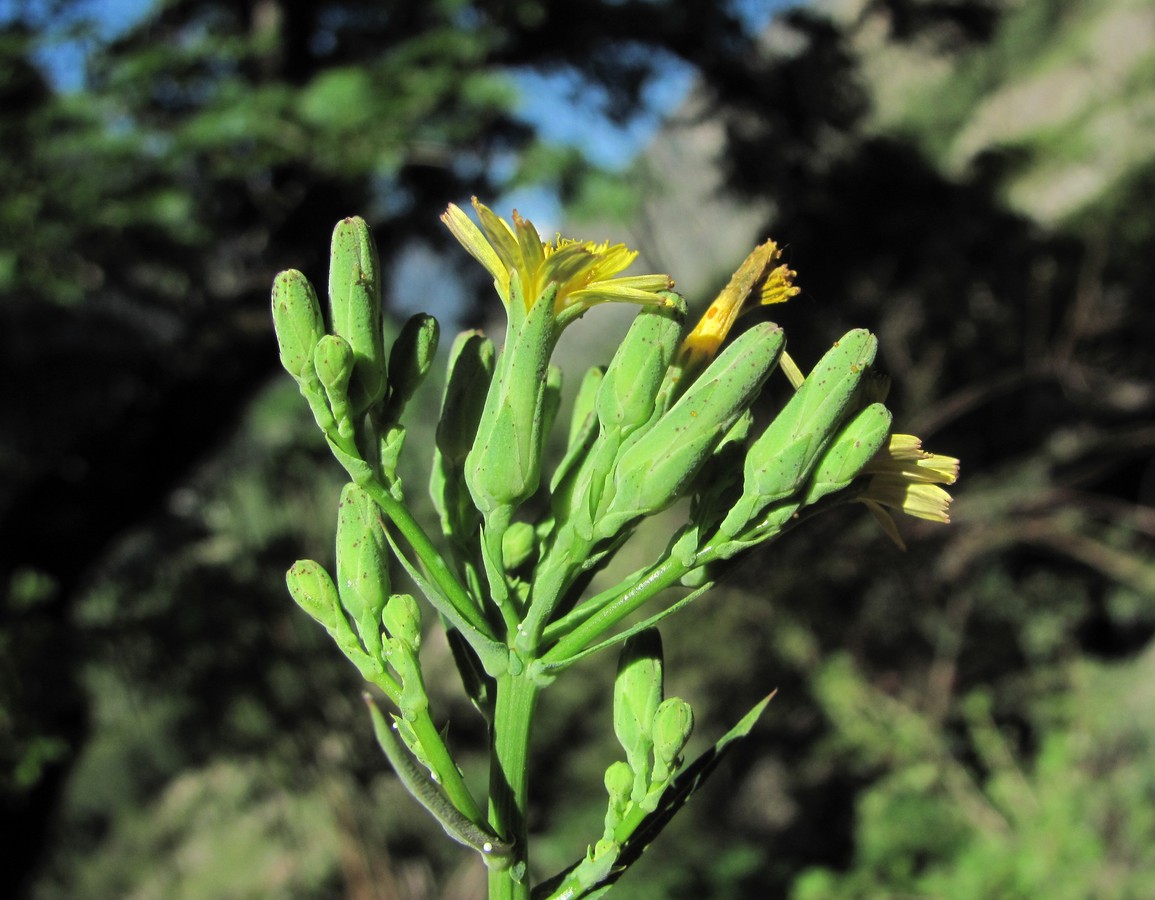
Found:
[487,672,539,900]
[410,704,488,827]
[358,477,498,644]
[537,553,698,669]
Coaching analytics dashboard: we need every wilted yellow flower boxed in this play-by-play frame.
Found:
[441,198,673,324]
[678,239,799,372]
[857,434,959,548]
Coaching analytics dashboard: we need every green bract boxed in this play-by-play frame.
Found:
[273,206,957,900]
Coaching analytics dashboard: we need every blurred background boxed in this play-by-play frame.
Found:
[3,0,1154,897]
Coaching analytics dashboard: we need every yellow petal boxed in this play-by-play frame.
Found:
[473,197,521,271]
[443,200,673,322]
[441,203,508,294]
[861,475,953,523]
[865,435,960,485]
[679,240,798,368]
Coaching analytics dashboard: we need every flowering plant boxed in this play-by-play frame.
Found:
[272,202,957,899]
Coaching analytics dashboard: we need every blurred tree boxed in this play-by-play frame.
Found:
[632,0,1155,894]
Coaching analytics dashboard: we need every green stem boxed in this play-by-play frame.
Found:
[539,564,650,646]
[516,528,592,654]
[488,671,540,899]
[411,707,487,827]
[538,554,693,669]
[480,508,523,637]
[359,477,497,642]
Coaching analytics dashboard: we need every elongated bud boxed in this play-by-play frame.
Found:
[465,277,558,512]
[388,313,440,414]
[546,367,607,535]
[436,331,496,465]
[329,216,387,415]
[602,322,785,533]
[336,482,390,660]
[651,697,694,783]
[382,592,422,651]
[596,296,687,435]
[722,329,878,536]
[272,269,325,381]
[604,760,634,807]
[431,331,495,540]
[287,560,381,681]
[802,402,892,506]
[614,629,664,797]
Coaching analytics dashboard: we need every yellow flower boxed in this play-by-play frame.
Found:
[856,434,959,548]
[677,239,799,372]
[441,198,673,324]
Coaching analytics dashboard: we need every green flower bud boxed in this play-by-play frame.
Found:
[431,331,495,542]
[465,277,558,513]
[802,402,892,506]
[614,629,664,798]
[287,560,382,682]
[436,331,496,466]
[721,328,878,536]
[601,322,785,535]
[387,313,440,415]
[604,759,634,807]
[652,696,694,783]
[336,482,390,661]
[272,269,325,381]
[501,521,536,571]
[313,334,355,416]
[602,758,635,838]
[285,559,341,632]
[380,594,427,721]
[596,296,687,435]
[382,592,422,652]
[328,216,387,415]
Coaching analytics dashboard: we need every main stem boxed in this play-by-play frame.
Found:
[488,670,540,900]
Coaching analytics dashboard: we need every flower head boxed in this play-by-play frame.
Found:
[677,239,799,372]
[441,198,673,325]
[856,434,960,548]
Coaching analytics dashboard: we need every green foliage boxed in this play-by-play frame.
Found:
[793,648,1155,899]
[42,758,347,900]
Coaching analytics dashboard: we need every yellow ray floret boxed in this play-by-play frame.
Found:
[441,198,673,319]
[678,239,800,370]
[856,434,960,548]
